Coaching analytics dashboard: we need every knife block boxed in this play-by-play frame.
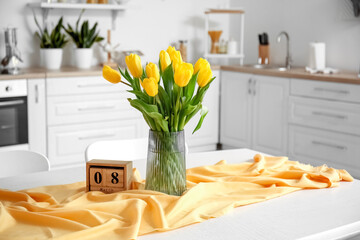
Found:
[86,160,132,193]
[258,45,270,65]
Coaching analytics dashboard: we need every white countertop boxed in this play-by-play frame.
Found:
[0,148,359,240]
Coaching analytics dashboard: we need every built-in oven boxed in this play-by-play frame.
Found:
[0,79,28,150]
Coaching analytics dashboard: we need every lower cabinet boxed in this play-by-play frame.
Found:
[48,119,145,168]
[289,125,360,178]
[220,71,289,156]
[288,78,360,179]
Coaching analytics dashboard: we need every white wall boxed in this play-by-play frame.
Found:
[231,0,360,71]
[0,0,230,68]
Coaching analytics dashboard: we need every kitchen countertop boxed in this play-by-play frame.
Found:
[222,65,360,85]
[1,65,360,84]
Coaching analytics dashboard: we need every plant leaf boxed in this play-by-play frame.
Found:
[192,105,208,134]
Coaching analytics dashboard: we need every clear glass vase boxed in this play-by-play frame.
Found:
[145,130,187,196]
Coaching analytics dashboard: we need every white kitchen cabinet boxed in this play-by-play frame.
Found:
[220,71,289,156]
[220,71,252,148]
[289,78,360,178]
[185,70,220,152]
[289,125,360,178]
[27,79,47,156]
[48,119,144,168]
[252,75,289,155]
[46,76,146,169]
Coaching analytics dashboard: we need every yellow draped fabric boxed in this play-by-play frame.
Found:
[0,154,353,239]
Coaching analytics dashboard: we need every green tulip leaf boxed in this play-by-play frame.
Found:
[192,105,209,134]
[184,72,198,102]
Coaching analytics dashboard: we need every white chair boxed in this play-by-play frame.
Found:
[85,138,149,162]
[0,150,50,178]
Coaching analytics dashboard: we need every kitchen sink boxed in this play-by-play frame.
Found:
[248,64,288,72]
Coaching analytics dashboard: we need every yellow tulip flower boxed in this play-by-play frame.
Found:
[174,62,194,87]
[141,77,158,97]
[197,66,213,88]
[159,50,171,72]
[146,62,160,83]
[166,46,176,56]
[102,65,121,84]
[125,53,143,78]
[194,58,210,74]
[169,50,183,70]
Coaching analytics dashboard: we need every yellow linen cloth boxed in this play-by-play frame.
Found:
[0,154,353,240]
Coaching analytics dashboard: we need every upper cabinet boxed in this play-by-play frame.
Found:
[220,71,289,156]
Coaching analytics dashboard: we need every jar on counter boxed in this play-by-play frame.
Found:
[179,40,188,62]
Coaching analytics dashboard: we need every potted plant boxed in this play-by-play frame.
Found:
[34,16,68,70]
[64,10,104,69]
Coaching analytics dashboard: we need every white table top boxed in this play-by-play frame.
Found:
[1,149,359,240]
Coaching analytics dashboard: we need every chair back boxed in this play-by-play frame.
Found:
[85,138,148,162]
[0,150,50,178]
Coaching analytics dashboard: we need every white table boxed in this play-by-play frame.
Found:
[1,149,359,240]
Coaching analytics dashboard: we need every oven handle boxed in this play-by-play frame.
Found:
[0,99,25,107]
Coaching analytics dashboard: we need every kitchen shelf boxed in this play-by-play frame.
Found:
[204,53,245,59]
[204,8,245,65]
[27,2,128,30]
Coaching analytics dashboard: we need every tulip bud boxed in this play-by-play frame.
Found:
[125,53,143,78]
[141,77,158,97]
[166,46,176,56]
[169,50,183,70]
[194,58,210,74]
[197,66,213,88]
[159,50,171,72]
[146,62,160,83]
[102,65,121,84]
[174,62,194,87]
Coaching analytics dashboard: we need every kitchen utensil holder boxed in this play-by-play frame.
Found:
[258,45,270,65]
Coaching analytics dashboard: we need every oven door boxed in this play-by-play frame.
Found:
[0,97,28,147]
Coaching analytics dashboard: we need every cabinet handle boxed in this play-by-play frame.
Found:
[78,105,116,111]
[312,140,347,151]
[313,87,349,95]
[248,78,252,95]
[35,84,39,103]
[312,111,347,120]
[0,99,24,107]
[78,133,116,140]
[77,83,110,88]
[0,124,14,130]
[252,79,256,96]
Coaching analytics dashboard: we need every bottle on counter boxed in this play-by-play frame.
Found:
[179,40,188,62]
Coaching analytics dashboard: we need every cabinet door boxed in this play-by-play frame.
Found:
[289,125,360,178]
[220,71,252,148]
[252,75,289,156]
[185,70,220,151]
[48,119,143,169]
[27,79,47,156]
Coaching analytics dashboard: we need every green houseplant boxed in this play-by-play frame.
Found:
[64,10,104,69]
[102,47,215,195]
[34,15,68,69]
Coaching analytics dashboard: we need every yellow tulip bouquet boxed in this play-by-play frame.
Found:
[103,46,215,195]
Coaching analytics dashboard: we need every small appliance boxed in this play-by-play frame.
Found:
[1,27,23,75]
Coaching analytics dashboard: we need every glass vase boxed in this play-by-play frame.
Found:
[145,130,187,196]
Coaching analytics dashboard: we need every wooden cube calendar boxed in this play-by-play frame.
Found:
[86,160,133,193]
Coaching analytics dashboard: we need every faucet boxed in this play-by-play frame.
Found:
[277,31,291,69]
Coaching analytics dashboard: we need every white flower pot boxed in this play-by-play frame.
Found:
[41,48,63,70]
[74,48,93,69]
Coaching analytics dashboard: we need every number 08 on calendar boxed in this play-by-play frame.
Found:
[86,160,133,193]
